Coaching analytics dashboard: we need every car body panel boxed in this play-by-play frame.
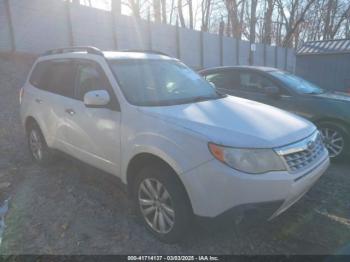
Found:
[139,95,316,148]
[199,66,350,154]
[20,52,329,219]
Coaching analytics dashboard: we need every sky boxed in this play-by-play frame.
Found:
[79,0,204,26]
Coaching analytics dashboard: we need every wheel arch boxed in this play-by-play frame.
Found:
[24,115,53,146]
[25,116,39,134]
[314,117,350,135]
[126,152,193,212]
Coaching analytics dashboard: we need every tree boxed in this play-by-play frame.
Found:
[105,0,350,48]
[188,0,194,29]
[127,0,141,18]
[224,0,246,39]
[277,0,317,47]
[111,0,121,15]
[249,0,258,44]
[153,0,161,23]
[161,0,167,23]
[178,0,186,27]
[201,0,212,32]
[263,0,274,44]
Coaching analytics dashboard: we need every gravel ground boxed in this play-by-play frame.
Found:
[0,54,349,255]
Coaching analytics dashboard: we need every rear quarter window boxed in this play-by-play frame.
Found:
[29,61,51,90]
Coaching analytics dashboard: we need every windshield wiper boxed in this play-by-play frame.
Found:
[306,90,324,95]
[215,90,227,97]
[189,95,221,103]
[139,94,223,107]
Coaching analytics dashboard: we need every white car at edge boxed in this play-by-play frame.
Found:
[20,47,330,243]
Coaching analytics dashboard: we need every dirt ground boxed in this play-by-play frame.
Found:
[0,54,349,255]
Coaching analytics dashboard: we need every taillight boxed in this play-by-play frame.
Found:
[19,87,24,104]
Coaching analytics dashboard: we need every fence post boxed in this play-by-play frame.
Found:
[4,0,16,52]
[175,20,181,59]
[249,44,254,65]
[274,45,278,68]
[284,47,288,70]
[236,38,240,65]
[111,13,118,50]
[219,21,224,66]
[200,31,204,69]
[263,43,267,66]
[111,0,121,49]
[147,10,152,50]
[65,1,74,46]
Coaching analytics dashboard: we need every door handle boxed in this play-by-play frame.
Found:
[35,98,43,104]
[65,108,76,116]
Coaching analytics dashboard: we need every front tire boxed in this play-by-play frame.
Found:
[133,164,192,243]
[319,122,349,161]
[27,123,55,166]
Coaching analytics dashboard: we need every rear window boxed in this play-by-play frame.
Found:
[29,60,76,98]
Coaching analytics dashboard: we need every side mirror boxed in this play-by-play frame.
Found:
[84,90,110,108]
[264,86,280,98]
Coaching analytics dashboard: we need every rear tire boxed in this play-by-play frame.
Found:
[319,121,349,161]
[133,164,192,243]
[27,122,55,166]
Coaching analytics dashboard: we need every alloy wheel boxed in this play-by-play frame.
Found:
[138,178,175,234]
[320,127,344,158]
[29,129,43,161]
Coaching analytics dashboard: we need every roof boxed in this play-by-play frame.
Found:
[41,47,175,61]
[199,66,279,73]
[297,39,350,56]
[103,51,175,61]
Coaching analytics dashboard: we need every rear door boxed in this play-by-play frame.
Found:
[25,60,77,151]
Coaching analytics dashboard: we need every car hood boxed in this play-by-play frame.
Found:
[139,96,316,148]
[314,92,350,102]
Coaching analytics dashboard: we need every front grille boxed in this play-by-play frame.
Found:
[276,132,326,173]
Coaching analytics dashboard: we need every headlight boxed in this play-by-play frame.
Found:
[208,143,286,174]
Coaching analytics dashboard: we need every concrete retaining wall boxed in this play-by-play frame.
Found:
[0,0,295,71]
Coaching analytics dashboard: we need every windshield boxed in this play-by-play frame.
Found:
[108,59,222,106]
[269,70,324,94]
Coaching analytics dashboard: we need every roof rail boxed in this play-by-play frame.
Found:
[42,46,104,57]
[119,49,171,57]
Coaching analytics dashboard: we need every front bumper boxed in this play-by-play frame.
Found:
[181,153,330,219]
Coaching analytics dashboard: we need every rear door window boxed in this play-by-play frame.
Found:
[205,71,240,90]
[46,60,76,98]
[30,60,76,98]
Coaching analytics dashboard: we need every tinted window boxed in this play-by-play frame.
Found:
[30,60,76,98]
[269,70,324,94]
[46,61,76,98]
[29,61,51,90]
[75,62,112,100]
[75,61,120,110]
[205,71,240,90]
[109,59,221,106]
[238,72,276,93]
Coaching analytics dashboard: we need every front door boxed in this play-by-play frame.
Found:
[63,60,122,176]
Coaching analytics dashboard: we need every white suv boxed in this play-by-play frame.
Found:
[20,47,330,242]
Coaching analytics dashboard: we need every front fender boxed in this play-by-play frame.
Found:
[121,130,212,184]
